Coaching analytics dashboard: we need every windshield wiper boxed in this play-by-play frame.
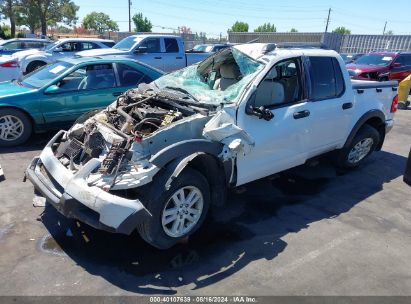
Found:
[165,86,200,103]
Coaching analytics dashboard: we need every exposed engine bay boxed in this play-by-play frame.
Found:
[51,83,219,189]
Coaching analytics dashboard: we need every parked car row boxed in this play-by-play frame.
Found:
[0,38,116,81]
[340,51,411,83]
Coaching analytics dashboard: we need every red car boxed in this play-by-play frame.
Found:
[347,52,411,82]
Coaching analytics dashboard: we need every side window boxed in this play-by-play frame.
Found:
[139,38,161,53]
[254,58,302,107]
[308,57,344,100]
[81,42,100,50]
[116,63,153,87]
[164,38,179,53]
[102,41,115,48]
[395,55,411,66]
[27,42,41,49]
[59,64,116,91]
[2,42,20,50]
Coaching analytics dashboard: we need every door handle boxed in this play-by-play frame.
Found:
[176,56,183,59]
[112,92,123,97]
[293,110,310,119]
[154,56,162,59]
[342,102,353,110]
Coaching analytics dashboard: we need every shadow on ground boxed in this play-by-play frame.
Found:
[38,151,406,294]
[0,131,56,154]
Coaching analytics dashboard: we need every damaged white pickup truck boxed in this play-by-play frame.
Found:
[26,45,398,249]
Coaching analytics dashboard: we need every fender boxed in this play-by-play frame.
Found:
[21,54,50,73]
[344,109,386,149]
[150,139,224,168]
[162,152,231,207]
[0,103,44,125]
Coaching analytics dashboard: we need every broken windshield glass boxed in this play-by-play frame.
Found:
[154,48,264,104]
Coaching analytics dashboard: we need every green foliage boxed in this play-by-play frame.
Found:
[132,12,152,32]
[83,11,119,33]
[290,28,298,32]
[16,31,24,37]
[0,23,11,39]
[15,0,79,35]
[332,26,351,35]
[254,22,276,32]
[228,21,249,32]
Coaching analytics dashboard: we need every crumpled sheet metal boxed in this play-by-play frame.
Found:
[202,111,254,145]
[202,111,254,161]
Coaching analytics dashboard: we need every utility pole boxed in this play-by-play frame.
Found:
[382,21,387,35]
[128,0,132,32]
[325,8,331,33]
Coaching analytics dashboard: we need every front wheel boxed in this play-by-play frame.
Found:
[138,167,210,249]
[26,61,46,74]
[0,108,32,147]
[336,124,380,169]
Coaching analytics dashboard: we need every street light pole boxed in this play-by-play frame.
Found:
[128,0,132,32]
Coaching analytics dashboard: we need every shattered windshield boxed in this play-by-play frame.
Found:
[154,48,264,104]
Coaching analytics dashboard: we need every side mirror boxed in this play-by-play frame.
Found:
[246,105,274,121]
[392,62,401,67]
[54,47,63,52]
[44,85,60,94]
[135,46,147,54]
[245,90,274,121]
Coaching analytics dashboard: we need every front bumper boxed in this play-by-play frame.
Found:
[25,131,151,235]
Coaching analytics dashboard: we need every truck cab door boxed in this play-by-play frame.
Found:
[302,56,353,157]
[162,37,186,72]
[134,37,164,71]
[236,57,311,186]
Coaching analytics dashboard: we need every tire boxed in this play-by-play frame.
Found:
[336,124,380,169]
[138,167,210,249]
[0,108,32,147]
[26,61,46,74]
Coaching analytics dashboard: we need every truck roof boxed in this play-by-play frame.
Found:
[128,34,181,39]
[234,43,339,60]
[57,38,115,43]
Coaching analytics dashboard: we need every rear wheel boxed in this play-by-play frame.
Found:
[0,108,32,147]
[26,61,46,74]
[336,124,380,169]
[138,167,210,249]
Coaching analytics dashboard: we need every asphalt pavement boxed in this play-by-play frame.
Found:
[0,110,410,296]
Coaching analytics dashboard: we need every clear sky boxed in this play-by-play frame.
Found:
[19,0,411,38]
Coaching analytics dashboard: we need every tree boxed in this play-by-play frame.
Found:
[228,21,248,32]
[83,11,118,33]
[332,26,351,35]
[15,1,40,34]
[0,0,18,37]
[17,0,79,35]
[132,12,152,32]
[290,28,298,32]
[179,25,191,34]
[254,22,276,32]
